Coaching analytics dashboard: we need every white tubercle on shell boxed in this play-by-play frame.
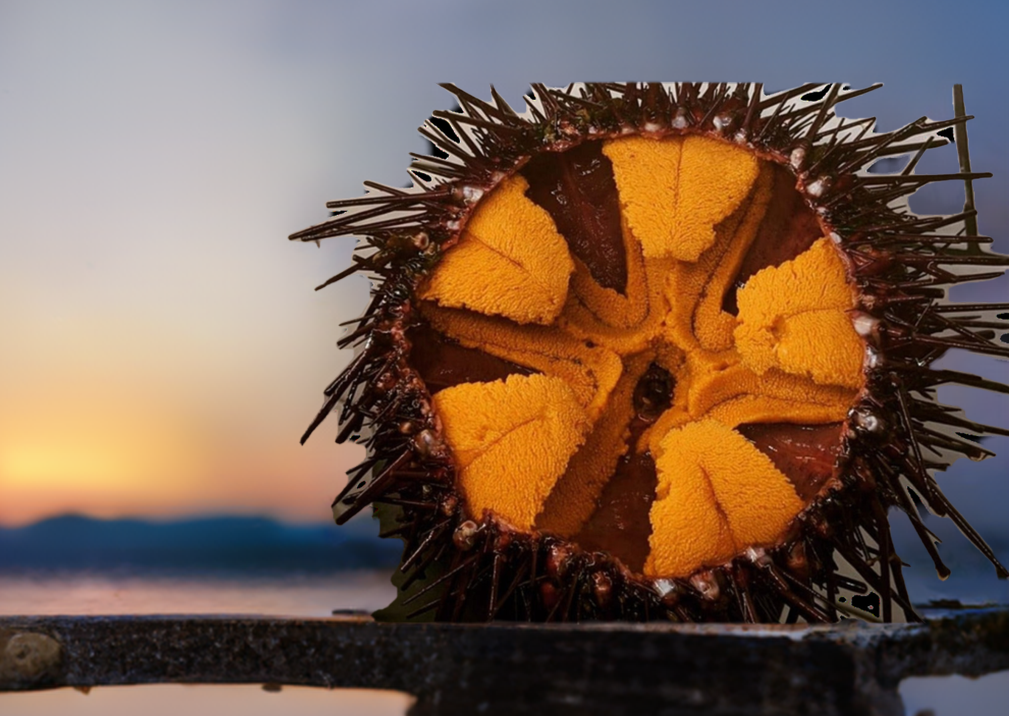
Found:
[852,312,880,338]
[790,146,806,169]
[864,345,883,370]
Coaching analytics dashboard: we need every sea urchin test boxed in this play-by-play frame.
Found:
[293,83,1009,623]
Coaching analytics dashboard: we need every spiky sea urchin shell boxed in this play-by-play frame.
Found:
[293,83,1009,624]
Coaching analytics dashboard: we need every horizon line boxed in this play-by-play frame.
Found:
[0,510,362,530]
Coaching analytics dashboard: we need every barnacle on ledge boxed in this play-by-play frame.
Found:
[293,83,1009,623]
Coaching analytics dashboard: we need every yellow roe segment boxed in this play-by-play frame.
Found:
[536,353,654,538]
[603,135,759,262]
[687,361,856,428]
[421,304,622,422]
[566,215,649,330]
[602,136,680,260]
[419,175,574,324]
[734,238,864,389]
[433,374,591,531]
[664,164,773,352]
[645,420,805,578]
[690,166,774,351]
[560,256,673,356]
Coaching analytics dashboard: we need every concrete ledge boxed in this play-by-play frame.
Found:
[1,609,1007,716]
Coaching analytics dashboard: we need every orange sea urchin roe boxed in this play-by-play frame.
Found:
[432,373,591,531]
[415,134,865,579]
[603,135,760,262]
[647,420,805,577]
[734,238,864,389]
[419,174,574,324]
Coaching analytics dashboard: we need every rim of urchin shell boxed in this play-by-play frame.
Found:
[292,82,1009,624]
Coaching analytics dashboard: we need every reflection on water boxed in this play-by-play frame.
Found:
[0,572,406,716]
[0,570,396,616]
[0,685,413,716]
[901,671,1009,716]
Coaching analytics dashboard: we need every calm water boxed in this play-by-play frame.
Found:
[0,571,395,616]
[0,572,412,716]
[1,572,1006,716]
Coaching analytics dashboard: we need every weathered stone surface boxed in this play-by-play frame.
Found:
[0,608,1006,716]
[0,629,63,688]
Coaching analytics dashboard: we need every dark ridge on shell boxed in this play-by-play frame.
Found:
[296,82,1009,624]
[722,163,823,315]
[571,433,657,575]
[737,422,844,502]
[407,322,535,393]
[521,140,627,293]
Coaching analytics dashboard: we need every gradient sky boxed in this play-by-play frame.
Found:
[1,0,1007,551]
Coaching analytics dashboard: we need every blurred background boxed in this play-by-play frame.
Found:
[1,1,1008,713]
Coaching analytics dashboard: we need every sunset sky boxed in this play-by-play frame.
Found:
[1,0,1007,540]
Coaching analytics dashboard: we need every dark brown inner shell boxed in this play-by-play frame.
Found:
[407,324,532,392]
[409,137,846,576]
[523,142,628,293]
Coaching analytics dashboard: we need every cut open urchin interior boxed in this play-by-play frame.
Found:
[292,83,1009,623]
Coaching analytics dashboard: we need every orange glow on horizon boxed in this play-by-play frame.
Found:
[0,388,366,527]
[0,440,363,527]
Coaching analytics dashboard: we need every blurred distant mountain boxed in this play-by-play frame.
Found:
[2,513,1006,605]
[0,514,402,576]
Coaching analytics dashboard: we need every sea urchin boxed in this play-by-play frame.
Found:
[292,83,1009,623]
